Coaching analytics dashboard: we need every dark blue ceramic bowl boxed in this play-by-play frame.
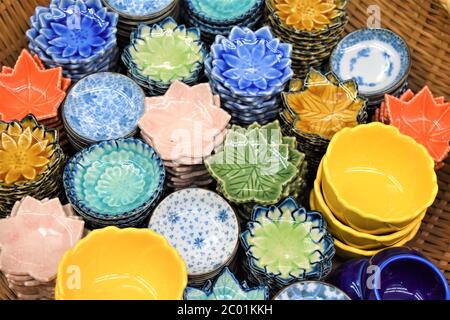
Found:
[332,258,369,300]
[362,247,449,300]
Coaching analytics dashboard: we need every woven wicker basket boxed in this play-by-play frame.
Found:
[0,0,448,299]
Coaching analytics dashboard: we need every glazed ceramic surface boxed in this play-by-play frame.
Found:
[205,121,306,205]
[274,0,341,31]
[63,72,144,141]
[385,86,450,163]
[104,0,173,17]
[149,189,239,276]
[0,50,69,122]
[139,81,230,161]
[64,138,165,218]
[274,281,351,300]
[0,115,60,185]
[241,197,335,281]
[282,69,367,140]
[124,18,206,84]
[27,0,118,64]
[364,248,450,300]
[56,227,187,300]
[210,27,293,97]
[184,267,268,300]
[322,123,438,234]
[0,197,84,282]
[332,258,369,300]
[311,161,425,250]
[330,28,410,96]
[187,0,261,22]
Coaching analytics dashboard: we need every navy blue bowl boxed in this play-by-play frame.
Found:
[362,247,449,300]
[332,258,369,300]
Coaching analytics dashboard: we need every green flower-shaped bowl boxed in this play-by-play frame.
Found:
[240,197,335,290]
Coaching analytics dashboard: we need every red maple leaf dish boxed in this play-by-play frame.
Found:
[385,86,450,164]
[0,50,70,122]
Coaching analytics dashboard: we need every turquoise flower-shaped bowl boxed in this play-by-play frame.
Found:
[240,197,335,290]
[184,267,268,300]
[63,138,165,227]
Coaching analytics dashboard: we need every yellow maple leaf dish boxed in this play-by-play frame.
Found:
[282,69,367,140]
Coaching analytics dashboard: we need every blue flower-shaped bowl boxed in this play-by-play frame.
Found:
[184,267,269,300]
[63,72,145,143]
[209,26,293,97]
[240,197,335,290]
[63,138,165,227]
[26,0,118,65]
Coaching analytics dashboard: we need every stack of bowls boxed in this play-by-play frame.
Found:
[330,28,411,117]
[182,0,265,44]
[206,26,293,125]
[265,0,348,79]
[280,68,368,182]
[149,189,240,287]
[102,0,180,48]
[0,50,71,149]
[63,138,166,229]
[0,197,84,300]
[310,123,438,258]
[26,0,119,81]
[56,227,187,300]
[375,86,449,170]
[240,198,335,292]
[62,72,145,151]
[122,17,207,96]
[139,81,230,190]
[0,115,65,218]
[205,121,308,221]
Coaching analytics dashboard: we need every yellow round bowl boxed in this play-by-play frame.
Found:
[55,227,187,300]
[310,161,425,250]
[322,123,437,235]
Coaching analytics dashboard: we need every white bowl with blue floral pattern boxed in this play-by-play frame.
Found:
[274,281,351,300]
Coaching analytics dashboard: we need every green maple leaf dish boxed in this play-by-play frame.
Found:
[240,197,335,283]
[184,267,268,300]
[205,121,306,205]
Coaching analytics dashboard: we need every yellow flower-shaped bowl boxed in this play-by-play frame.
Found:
[311,160,425,250]
[322,123,438,235]
[0,114,61,186]
[56,227,187,300]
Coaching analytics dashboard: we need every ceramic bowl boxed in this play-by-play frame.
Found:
[384,86,450,165]
[184,267,269,300]
[27,0,118,64]
[63,72,144,145]
[122,17,206,94]
[331,258,369,300]
[149,188,239,277]
[56,227,187,300]
[330,28,411,97]
[205,121,307,206]
[311,161,425,250]
[322,123,438,234]
[63,138,165,227]
[363,248,450,300]
[282,69,368,141]
[103,0,174,20]
[274,281,351,300]
[241,197,335,290]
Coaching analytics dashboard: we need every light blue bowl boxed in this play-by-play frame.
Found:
[63,138,165,223]
[274,281,351,300]
[330,28,411,96]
